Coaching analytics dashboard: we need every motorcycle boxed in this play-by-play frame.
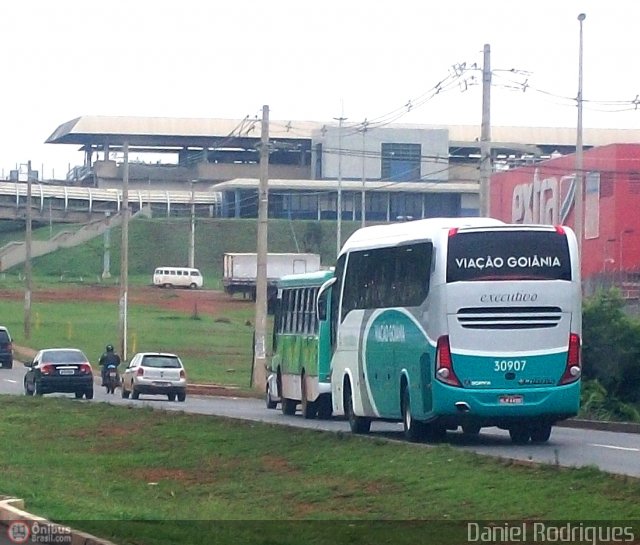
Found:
[104,363,120,395]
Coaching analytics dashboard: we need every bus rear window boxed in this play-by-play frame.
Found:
[447,230,571,282]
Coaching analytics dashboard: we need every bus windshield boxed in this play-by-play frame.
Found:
[446,230,571,282]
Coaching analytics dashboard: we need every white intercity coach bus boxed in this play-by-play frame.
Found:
[324,217,582,444]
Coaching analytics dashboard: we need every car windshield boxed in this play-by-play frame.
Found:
[141,355,182,369]
[0,330,10,342]
[42,350,87,364]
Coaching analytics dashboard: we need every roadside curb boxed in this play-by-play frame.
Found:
[186,382,256,398]
[556,418,640,434]
[0,498,117,545]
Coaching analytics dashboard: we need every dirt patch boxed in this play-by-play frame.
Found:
[0,285,253,316]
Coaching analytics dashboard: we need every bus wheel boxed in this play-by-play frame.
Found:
[345,381,371,434]
[509,426,530,445]
[300,374,317,419]
[316,395,333,420]
[401,386,425,442]
[281,398,297,416]
[530,424,552,443]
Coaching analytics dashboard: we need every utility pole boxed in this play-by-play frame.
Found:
[253,105,269,392]
[102,212,111,279]
[189,181,196,268]
[23,161,33,339]
[361,121,368,227]
[479,43,492,217]
[334,115,347,255]
[575,13,586,259]
[118,142,130,360]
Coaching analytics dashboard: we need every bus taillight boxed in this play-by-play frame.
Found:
[560,333,581,385]
[435,335,461,387]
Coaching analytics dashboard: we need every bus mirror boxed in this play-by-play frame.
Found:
[317,277,336,321]
[318,295,328,321]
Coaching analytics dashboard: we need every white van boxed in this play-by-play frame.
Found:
[153,267,203,289]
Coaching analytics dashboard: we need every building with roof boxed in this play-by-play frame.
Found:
[40,115,640,222]
[490,143,640,293]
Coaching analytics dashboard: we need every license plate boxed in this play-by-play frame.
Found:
[152,381,170,387]
[499,395,523,405]
[108,371,117,377]
[59,369,75,376]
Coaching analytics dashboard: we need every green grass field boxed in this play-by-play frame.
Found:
[0,297,258,386]
[0,217,360,284]
[1,397,639,545]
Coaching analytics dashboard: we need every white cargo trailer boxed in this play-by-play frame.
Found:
[222,252,322,302]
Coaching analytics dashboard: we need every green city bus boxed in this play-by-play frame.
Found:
[266,269,334,419]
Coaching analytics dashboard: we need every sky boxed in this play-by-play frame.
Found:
[1,0,638,179]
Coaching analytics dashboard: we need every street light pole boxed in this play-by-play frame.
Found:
[334,115,347,256]
[575,13,586,259]
[24,161,33,340]
[252,105,270,392]
[118,142,130,361]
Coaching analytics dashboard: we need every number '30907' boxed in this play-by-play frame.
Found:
[494,360,526,372]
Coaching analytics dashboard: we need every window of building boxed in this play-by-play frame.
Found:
[381,143,421,181]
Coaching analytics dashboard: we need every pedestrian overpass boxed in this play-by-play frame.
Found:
[0,181,223,224]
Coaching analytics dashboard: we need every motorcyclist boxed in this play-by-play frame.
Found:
[98,344,121,386]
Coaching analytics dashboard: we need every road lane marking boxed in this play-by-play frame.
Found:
[3,379,17,384]
[590,443,640,452]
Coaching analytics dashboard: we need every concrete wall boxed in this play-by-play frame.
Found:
[312,126,450,182]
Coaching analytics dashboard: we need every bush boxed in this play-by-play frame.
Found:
[580,380,640,422]
[582,289,640,403]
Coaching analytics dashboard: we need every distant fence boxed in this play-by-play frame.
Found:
[0,182,223,222]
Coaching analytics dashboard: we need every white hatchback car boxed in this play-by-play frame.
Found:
[121,352,187,401]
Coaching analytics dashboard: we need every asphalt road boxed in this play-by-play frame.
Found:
[2,365,640,478]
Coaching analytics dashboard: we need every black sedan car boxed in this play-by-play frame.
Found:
[24,348,94,399]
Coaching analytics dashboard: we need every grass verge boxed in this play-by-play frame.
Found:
[0,297,257,387]
[1,397,640,544]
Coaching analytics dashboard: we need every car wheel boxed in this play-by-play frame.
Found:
[131,387,140,400]
[265,384,277,409]
[168,393,177,401]
[5,361,12,369]
[84,389,94,400]
[177,391,186,402]
[75,392,83,399]
[189,283,197,289]
[24,380,33,396]
[34,381,44,396]
[121,386,130,399]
